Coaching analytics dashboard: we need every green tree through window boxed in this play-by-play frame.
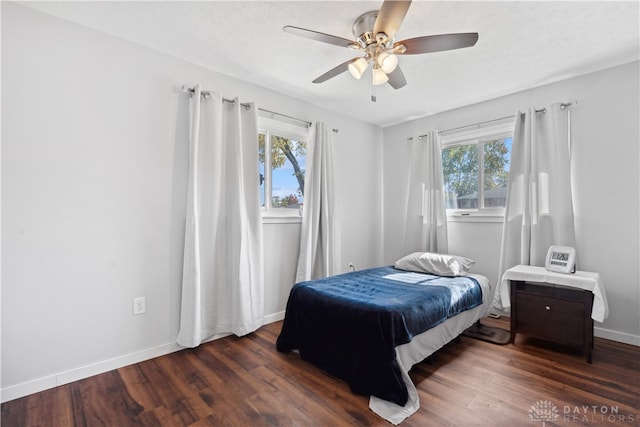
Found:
[259,132,307,209]
[442,144,478,208]
[483,139,510,207]
[442,138,511,209]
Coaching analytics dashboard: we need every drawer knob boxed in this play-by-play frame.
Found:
[545,305,551,310]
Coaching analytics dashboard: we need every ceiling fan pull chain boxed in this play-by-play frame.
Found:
[371,81,377,102]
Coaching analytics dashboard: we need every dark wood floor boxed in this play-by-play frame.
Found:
[3,317,639,426]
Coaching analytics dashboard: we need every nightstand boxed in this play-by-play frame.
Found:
[500,265,609,363]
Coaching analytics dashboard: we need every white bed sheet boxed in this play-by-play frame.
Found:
[369,274,493,424]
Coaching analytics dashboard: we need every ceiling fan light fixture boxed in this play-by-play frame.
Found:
[283,0,479,95]
[348,57,369,79]
[377,51,398,74]
[372,65,389,85]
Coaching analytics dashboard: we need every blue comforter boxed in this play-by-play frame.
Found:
[276,266,483,406]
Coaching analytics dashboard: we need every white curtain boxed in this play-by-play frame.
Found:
[296,122,341,281]
[496,103,576,308]
[403,130,448,254]
[177,85,264,348]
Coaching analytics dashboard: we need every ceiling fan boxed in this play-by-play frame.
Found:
[283,0,478,100]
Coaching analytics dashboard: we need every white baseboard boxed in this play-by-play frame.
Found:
[1,341,183,403]
[1,313,287,403]
[264,310,285,324]
[595,326,640,346]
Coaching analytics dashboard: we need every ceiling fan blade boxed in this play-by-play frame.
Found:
[312,59,353,83]
[373,0,412,40]
[283,25,355,48]
[387,66,407,89]
[397,33,479,55]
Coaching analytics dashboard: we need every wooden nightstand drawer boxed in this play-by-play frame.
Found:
[516,292,585,346]
[510,280,594,362]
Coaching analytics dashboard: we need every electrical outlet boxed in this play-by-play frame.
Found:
[133,297,146,315]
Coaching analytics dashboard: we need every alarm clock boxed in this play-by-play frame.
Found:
[545,245,576,274]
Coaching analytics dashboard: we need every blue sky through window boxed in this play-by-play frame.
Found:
[272,155,306,201]
[259,146,306,207]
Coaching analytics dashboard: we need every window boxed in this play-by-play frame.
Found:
[441,118,513,215]
[258,117,308,216]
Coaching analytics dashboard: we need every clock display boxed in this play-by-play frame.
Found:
[551,251,570,262]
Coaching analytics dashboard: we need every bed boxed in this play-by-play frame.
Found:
[276,253,494,424]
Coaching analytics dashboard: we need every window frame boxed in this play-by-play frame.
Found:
[440,117,514,220]
[258,116,309,220]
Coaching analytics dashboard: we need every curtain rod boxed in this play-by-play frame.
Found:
[435,101,576,137]
[181,85,312,128]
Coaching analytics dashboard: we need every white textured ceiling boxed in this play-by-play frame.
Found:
[21,1,640,127]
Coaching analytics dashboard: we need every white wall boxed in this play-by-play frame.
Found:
[1,2,382,401]
[383,61,640,345]
[4,0,637,404]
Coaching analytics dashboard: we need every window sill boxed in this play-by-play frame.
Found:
[262,215,302,224]
[446,213,505,223]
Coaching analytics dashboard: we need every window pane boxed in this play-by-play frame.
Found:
[442,144,478,209]
[483,138,511,208]
[258,133,266,207]
[270,135,306,209]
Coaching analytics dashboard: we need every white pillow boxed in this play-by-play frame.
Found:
[394,252,475,277]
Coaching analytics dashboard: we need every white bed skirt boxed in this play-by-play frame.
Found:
[369,274,493,424]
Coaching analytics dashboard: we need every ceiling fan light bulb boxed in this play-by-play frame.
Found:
[378,52,398,74]
[372,66,389,85]
[348,57,368,79]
